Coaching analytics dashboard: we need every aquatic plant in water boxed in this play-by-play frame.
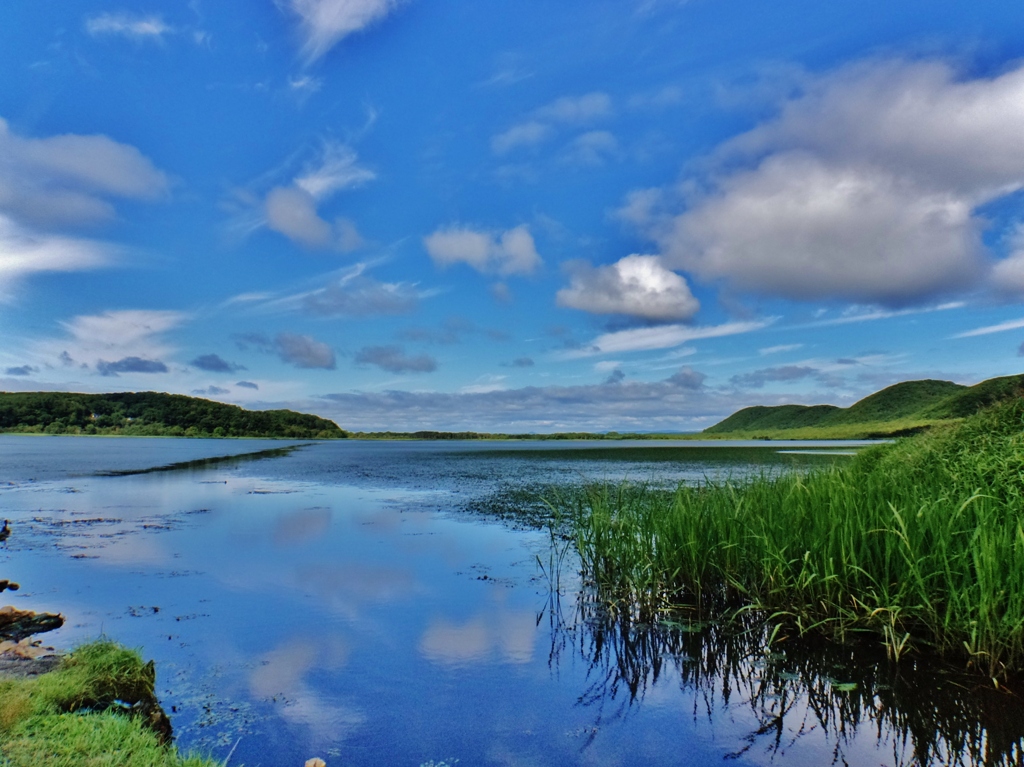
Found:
[564,396,1024,680]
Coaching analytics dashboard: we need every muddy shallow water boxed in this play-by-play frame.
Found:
[0,435,1020,767]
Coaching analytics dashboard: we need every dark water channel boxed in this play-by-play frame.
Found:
[0,435,1020,767]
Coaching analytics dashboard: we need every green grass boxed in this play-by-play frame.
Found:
[0,642,216,767]
[565,395,1024,678]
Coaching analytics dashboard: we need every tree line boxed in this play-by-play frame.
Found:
[0,392,347,439]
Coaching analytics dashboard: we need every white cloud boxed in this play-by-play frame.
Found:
[566,318,773,357]
[294,144,376,199]
[0,216,114,299]
[491,122,552,155]
[557,254,699,321]
[633,59,1024,306]
[424,224,542,276]
[29,309,188,374]
[992,226,1024,297]
[563,130,619,166]
[85,13,174,41]
[262,142,373,250]
[286,0,406,62]
[0,117,169,228]
[664,153,985,304]
[759,343,803,356]
[952,317,1024,339]
[265,187,332,249]
[535,92,612,124]
[490,92,612,156]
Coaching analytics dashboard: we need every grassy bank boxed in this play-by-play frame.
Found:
[0,641,215,767]
[565,395,1024,678]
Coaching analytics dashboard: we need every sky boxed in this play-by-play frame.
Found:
[3,0,1024,433]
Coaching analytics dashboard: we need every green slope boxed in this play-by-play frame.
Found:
[0,391,347,439]
[704,404,840,434]
[705,374,1023,438]
[825,379,966,425]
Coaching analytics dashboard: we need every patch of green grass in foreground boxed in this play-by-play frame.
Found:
[564,396,1024,679]
[0,641,216,767]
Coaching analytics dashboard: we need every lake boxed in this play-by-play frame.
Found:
[0,435,1020,767]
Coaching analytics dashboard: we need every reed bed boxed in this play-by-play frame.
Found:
[566,397,1024,678]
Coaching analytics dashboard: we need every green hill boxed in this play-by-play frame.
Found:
[705,374,1023,439]
[0,391,347,439]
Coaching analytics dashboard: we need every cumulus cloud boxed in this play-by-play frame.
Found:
[509,357,534,368]
[286,0,407,62]
[97,356,169,377]
[0,117,168,229]
[263,143,374,250]
[191,354,246,373]
[85,13,174,41]
[557,254,699,322]
[632,58,1024,306]
[354,345,436,373]
[236,380,260,390]
[424,224,542,276]
[275,332,336,369]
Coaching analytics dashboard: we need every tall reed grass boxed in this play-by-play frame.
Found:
[566,396,1024,678]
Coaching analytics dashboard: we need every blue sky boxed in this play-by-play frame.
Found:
[3,0,1024,432]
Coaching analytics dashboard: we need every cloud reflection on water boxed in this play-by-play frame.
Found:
[419,608,537,667]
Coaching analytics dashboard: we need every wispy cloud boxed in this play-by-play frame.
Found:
[28,309,187,375]
[565,319,774,357]
[952,317,1024,338]
[0,216,115,300]
[491,92,613,156]
[285,0,408,62]
[85,13,175,41]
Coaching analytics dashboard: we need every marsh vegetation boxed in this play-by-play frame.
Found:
[564,396,1024,680]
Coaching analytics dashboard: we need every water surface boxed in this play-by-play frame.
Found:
[0,435,1018,767]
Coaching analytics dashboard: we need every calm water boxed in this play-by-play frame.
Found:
[0,435,1020,767]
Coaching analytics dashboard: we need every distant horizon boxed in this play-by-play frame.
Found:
[4,2,1024,432]
[4,371,1016,435]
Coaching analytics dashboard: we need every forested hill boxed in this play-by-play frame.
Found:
[704,374,1024,439]
[0,391,347,439]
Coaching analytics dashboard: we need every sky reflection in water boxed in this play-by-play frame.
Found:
[0,436,1020,767]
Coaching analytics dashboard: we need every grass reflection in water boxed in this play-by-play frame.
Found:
[544,594,1024,767]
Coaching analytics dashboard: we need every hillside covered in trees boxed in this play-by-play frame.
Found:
[0,391,347,439]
